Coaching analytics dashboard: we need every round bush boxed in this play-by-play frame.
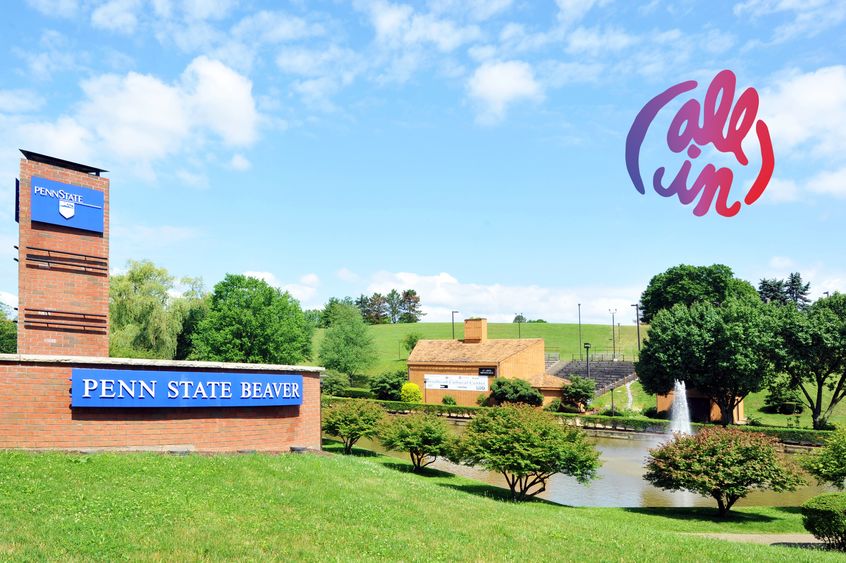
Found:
[802,493,846,550]
[441,395,457,406]
[400,382,423,403]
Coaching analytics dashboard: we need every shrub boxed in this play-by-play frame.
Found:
[544,398,562,412]
[370,369,407,401]
[336,387,373,399]
[403,332,422,353]
[321,371,350,396]
[380,413,452,471]
[802,493,846,550]
[763,377,804,415]
[644,427,804,516]
[400,382,423,403]
[489,378,543,406]
[441,395,457,406]
[450,405,600,501]
[642,406,668,420]
[561,376,595,411]
[801,429,846,490]
[322,400,385,454]
[476,393,490,407]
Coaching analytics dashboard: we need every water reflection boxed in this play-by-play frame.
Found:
[353,432,833,508]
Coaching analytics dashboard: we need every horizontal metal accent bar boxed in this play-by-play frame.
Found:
[24,308,107,321]
[26,246,108,262]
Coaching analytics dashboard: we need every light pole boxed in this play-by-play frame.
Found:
[584,343,591,381]
[451,310,459,339]
[609,308,617,360]
[578,303,582,361]
[516,313,523,339]
[631,303,641,353]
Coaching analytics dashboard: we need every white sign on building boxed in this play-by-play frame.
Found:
[424,374,489,392]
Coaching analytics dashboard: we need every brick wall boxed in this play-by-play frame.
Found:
[17,158,110,356]
[0,360,321,452]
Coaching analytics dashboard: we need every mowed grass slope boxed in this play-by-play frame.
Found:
[311,322,641,376]
[0,449,839,561]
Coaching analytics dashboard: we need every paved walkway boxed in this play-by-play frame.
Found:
[690,532,822,546]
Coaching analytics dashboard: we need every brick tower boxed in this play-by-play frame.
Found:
[16,150,110,356]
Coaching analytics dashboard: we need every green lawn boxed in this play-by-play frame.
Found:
[0,449,839,561]
[311,322,642,377]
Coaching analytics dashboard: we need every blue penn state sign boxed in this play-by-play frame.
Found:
[71,369,303,408]
[31,176,104,233]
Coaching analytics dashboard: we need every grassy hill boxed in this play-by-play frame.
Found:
[311,322,641,376]
[0,448,839,561]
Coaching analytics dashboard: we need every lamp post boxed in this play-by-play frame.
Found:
[578,303,582,361]
[516,313,523,339]
[631,303,641,353]
[584,342,591,381]
[824,291,831,298]
[451,310,459,339]
[609,308,617,361]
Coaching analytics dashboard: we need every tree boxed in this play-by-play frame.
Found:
[561,376,595,412]
[785,272,811,310]
[171,277,209,360]
[320,297,356,328]
[513,314,527,323]
[636,299,776,425]
[321,371,351,396]
[386,289,402,324]
[772,293,846,429]
[322,400,385,454]
[400,382,423,403]
[758,278,788,305]
[451,405,600,500]
[110,260,181,359]
[0,304,16,353]
[403,331,422,353]
[370,369,407,401]
[399,289,424,323]
[645,427,803,516]
[318,304,376,377]
[191,274,313,364]
[380,413,452,471]
[639,264,758,323]
[490,378,543,406]
[801,429,846,490]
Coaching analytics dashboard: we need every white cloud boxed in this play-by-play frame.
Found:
[182,0,237,21]
[26,0,79,18]
[112,223,200,247]
[336,268,360,282]
[232,10,324,43]
[300,273,320,286]
[467,60,543,124]
[430,0,514,20]
[229,153,251,171]
[763,177,800,203]
[91,0,142,34]
[565,26,637,55]
[734,0,846,42]
[762,66,846,156]
[768,256,795,270]
[807,166,846,198]
[0,90,45,114]
[366,271,642,324]
[277,46,364,107]
[175,169,208,189]
[0,291,17,313]
[244,271,280,287]
[17,56,259,174]
[556,0,609,26]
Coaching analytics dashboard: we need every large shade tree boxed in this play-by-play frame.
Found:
[639,264,758,323]
[773,293,846,429]
[636,298,777,425]
[191,274,313,364]
[318,303,377,377]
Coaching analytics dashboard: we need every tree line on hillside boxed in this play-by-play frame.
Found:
[636,264,845,430]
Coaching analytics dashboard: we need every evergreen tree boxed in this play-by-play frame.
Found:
[785,272,811,309]
[386,289,402,323]
[399,289,424,323]
[758,278,788,305]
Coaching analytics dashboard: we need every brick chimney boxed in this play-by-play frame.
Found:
[464,318,487,343]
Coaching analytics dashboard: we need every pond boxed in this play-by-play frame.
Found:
[353,430,833,508]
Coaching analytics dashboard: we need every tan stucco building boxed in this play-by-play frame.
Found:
[407,318,565,406]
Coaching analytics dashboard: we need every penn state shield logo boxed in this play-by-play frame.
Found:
[59,200,75,219]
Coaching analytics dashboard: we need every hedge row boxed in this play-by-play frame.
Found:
[321,397,834,445]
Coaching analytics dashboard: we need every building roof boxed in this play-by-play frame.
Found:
[21,149,108,176]
[407,338,543,365]
[523,372,570,390]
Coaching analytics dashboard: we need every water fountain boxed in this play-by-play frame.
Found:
[670,379,692,435]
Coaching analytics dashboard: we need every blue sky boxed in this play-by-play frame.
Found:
[1,0,845,323]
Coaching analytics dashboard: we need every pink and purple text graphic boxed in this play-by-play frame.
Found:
[625,70,774,217]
